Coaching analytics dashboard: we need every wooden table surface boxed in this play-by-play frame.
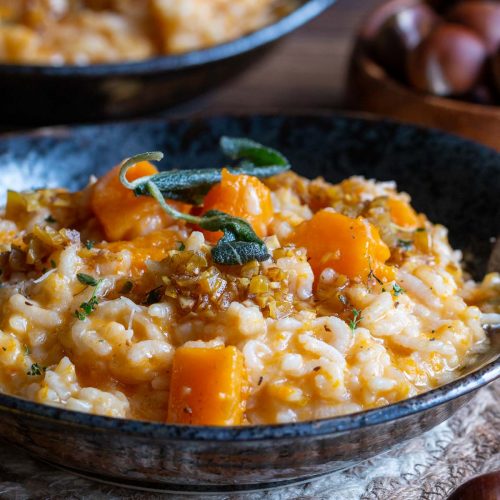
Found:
[173,0,386,118]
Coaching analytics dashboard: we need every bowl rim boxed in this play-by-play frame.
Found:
[0,113,499,442]
[0,353,497,441]
[0,0,335,77]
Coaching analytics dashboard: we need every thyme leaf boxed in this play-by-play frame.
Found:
[74,278,103,320]
[349,308,362,333]
[77,273,99,287]
[27,363,46,376]
[392,283,405,296]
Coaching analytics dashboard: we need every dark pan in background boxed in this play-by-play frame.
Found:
[0,0,335,126]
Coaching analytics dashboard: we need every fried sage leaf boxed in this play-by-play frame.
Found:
[199,210,269,265]
[118,137,286,265]
[121,137,289,205]
[143,181,270,265]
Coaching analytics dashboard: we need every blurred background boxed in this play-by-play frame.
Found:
[0,0,382,128]
[175,0,385,116]
[2,0,500,149]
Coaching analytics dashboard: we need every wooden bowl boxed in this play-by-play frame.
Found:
[347,0,500,151]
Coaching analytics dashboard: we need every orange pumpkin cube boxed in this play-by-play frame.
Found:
[99,229,179,275]
[91,162,189,241]
[167,345,247,426]
[200,169,273,242]
[290,209,393,281]
[388,198,420,229]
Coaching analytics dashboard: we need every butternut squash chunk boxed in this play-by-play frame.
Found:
[200,168,273,242]
[91,162,189,241]
[388,198,420,229]
[99,229,179,275]
[290,209,394,281]
[167,345,247,426]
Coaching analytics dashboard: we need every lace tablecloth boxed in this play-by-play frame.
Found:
[0,381,498,500]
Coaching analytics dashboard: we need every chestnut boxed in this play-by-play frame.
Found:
[371,4,439,79]
[407,23,488,96]
[448,1,500,54]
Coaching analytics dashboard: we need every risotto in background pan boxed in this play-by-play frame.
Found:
[0,137,496,425]
[0,0,294,65]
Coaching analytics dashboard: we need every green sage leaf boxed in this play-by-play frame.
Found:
[199,210,270,265]
[127,137,289,204]
[118,137,283,266]
[219,136,288,168]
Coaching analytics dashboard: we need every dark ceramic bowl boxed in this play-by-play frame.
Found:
[0,114,498,493]
[0,0,334,127]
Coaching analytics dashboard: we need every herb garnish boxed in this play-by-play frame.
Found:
[50,259,57,269]
[177,241,186,251]
[24,345,31,355]
[85,240,95,250]
[77,273,99,287]
[124,137,290,204]
[27,363,45,376]
[392,283,405,296]
[119,137,290,266]
[397,239,413,251]
[74,275,103,320]
[45,215,57,223]
[349,308,362,333]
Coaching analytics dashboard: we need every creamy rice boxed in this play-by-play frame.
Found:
[0,154,495,425]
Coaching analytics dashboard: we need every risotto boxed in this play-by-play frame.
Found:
[0,137,495,425]
[0,0,291,65]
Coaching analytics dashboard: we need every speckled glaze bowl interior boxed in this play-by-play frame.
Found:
[0,114,498,493]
